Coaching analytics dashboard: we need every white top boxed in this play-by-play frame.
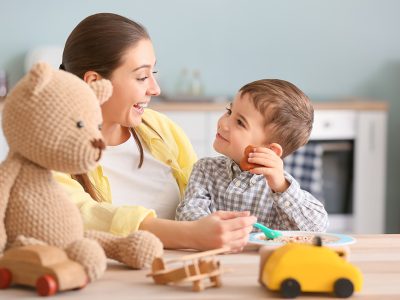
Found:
[101,136,181,219]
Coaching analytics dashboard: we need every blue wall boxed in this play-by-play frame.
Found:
[1,0,400,232]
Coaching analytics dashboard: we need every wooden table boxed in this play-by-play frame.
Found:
[1,234,400,299]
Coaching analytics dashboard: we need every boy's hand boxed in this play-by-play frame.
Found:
[247,146,290,193]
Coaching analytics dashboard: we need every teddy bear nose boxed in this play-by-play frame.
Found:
[91,138,106,162]
[91,138,106,150]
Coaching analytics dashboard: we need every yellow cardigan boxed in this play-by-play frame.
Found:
[54,109,197,236]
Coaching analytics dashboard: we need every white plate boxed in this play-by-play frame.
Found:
[248,231,356,247]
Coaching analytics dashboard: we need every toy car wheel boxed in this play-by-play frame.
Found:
[280,278,301,298]
[36,274,58,296]
[0,268,12,289]
[334,278,354,298]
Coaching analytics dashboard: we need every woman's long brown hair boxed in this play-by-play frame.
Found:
[61,13,151,202]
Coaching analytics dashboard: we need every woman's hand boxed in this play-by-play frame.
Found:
[139,211,256,251]
[190,211,257,252]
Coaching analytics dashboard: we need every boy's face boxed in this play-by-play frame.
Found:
[213,92,269,165]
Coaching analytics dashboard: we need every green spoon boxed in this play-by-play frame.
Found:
[253,223,282,240]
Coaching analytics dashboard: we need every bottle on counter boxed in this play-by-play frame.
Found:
[190,69,204,96]
[175,68,191,96]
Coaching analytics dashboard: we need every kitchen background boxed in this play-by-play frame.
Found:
[0,0,399,232]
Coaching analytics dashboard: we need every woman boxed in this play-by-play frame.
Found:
[56,13,255,251]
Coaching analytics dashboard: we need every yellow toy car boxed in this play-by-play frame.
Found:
[259,237,363,298]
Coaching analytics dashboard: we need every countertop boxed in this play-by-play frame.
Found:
[148,98,388,112]
[0,97,388,113]
[1,234,399,299]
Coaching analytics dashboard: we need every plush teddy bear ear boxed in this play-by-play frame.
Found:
[88,79,113,105]
[28,62,53,95]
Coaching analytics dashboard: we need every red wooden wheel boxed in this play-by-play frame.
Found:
[36,274,58,296]
[0,268,12,289]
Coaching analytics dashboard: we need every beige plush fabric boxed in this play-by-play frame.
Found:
[0,63,163,283]
[85,230,164,269]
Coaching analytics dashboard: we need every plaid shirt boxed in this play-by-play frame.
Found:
[176,156,328,232]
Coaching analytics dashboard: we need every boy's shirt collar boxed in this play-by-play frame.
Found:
[225,156,263,182]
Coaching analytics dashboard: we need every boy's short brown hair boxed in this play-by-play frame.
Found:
[239,79,313,158]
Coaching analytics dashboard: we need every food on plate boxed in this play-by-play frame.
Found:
[257,233,339,244]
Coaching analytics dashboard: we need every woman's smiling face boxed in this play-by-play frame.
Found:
[100,39,160,128]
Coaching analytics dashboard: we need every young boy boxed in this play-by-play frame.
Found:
[175,79,328,232]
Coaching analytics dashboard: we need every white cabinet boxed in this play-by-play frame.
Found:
[164,111,210,158]
[0,113,8,161]
[311,110,357,140]
[161,106,387,234]
[1,102,386,234]
[164,110,221,158]
[353,111,387,234]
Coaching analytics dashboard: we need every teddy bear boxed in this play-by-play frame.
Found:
[0,62,163,283]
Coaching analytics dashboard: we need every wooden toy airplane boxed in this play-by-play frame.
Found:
[147,247,230,292]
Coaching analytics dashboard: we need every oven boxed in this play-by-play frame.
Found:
[285,108,387,233]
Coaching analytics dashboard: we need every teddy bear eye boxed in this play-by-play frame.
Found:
[98,124,102,131]
[76,121,84,128]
